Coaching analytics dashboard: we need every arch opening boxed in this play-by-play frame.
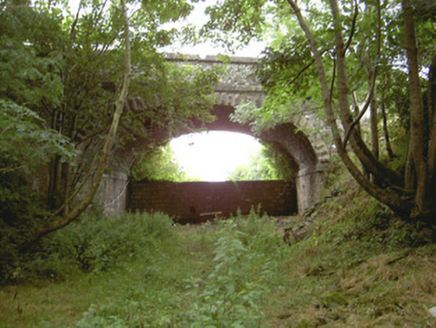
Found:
[168,131,263,182]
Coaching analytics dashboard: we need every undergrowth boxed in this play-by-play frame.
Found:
[74,210,287,327]
[1,190,436,327]
[1,211,178,283]
[268,187,436,327]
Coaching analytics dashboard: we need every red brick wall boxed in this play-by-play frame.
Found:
[127,180,297,223]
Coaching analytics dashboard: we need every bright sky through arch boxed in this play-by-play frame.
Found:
[170,131,262,181]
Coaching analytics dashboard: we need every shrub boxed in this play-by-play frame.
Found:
[2,211,178,282]
[0,168,48,282]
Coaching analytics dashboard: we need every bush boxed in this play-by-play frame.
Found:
[320,197,434,250]
[1,211,178,283]
[0,168,48,282]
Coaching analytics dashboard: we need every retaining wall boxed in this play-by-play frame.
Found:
[127,180,297,223]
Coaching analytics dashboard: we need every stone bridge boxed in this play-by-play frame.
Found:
[96,54,329,217]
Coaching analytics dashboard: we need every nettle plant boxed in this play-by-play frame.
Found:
[185,212,285,327]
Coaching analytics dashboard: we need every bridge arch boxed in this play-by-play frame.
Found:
[99,54,328,215]
[124,102,327,214]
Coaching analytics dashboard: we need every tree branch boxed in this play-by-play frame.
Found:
[343,0,358,55]
[342,74,376,150]
[0,165,25,173]
[287,49,332,86]
[329,57,336,104]
[287,0,408,215]
[69,0,82,41]
[288,59,314,85]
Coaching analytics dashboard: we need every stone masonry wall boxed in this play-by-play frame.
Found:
[94,173,129,216]
[165,54,267,107]
[128,180,297,223]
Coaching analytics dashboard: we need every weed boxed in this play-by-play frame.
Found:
[184,219,275,327]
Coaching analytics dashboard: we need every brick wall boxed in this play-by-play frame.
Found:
[127,180,297,223]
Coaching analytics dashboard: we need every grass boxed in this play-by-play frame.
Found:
[0,222,219,327]
[1,185,436,327]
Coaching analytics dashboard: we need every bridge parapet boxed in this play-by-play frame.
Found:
[165,53,267,107]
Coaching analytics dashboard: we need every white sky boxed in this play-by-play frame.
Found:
[170,132,262,181]
[68,0,265,181]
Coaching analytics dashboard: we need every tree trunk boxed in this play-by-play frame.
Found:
[402,0,430,219]
[370,93,379,184]
[330,0,402,189]
[424,55,436,220]
[372,0,381,162]
[381,99,394,159]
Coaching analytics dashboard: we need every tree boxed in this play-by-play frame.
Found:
[0,0,220,248]
[204,0,436,221]
[9,0,132,247]
[0,101,78,249]
[0,101,78,174]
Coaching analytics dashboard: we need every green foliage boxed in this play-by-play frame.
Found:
[201,0,269,49]
[0,100,78,172]
[0,171,48,282]
[131,144,199,182]
[77,304,128,328]
[0,36,64,108]
[228,144,296,181]
[0,100,78,275]
[0,0,221,246]
[228,152,277,181]
[184,214,279,327]
[1,211,178,283]
[321,198,434,251]
[1,192,436,327]
[69,210,287,327]
[210,0,436,219]
[225,2,334,133]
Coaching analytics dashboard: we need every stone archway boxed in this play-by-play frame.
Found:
[96,54,329,215]
[120,103,327,214]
